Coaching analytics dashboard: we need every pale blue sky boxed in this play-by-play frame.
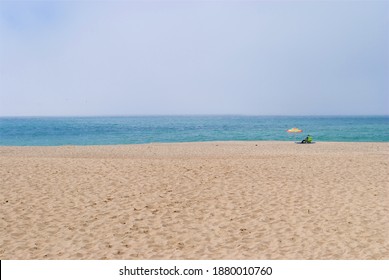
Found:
[0,0,388,116]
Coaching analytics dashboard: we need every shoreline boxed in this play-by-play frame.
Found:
[1,141,388,259]
[0,141,388,159]
[1,139,389,147]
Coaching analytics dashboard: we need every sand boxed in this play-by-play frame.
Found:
[0,141,388,259]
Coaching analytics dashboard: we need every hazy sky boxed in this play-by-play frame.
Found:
[0,0,388,116]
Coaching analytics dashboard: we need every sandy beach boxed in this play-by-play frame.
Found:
[0,141,388,259]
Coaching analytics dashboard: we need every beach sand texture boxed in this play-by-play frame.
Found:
[1,141,388,259]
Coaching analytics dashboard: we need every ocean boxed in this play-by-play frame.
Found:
[0,116,388,146]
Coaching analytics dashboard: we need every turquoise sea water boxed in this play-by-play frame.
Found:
[0,116,388,146]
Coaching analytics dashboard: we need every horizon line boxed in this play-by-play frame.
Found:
[1,114,388,118]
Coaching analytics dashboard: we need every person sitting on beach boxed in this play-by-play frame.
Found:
[301,135,313,143]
